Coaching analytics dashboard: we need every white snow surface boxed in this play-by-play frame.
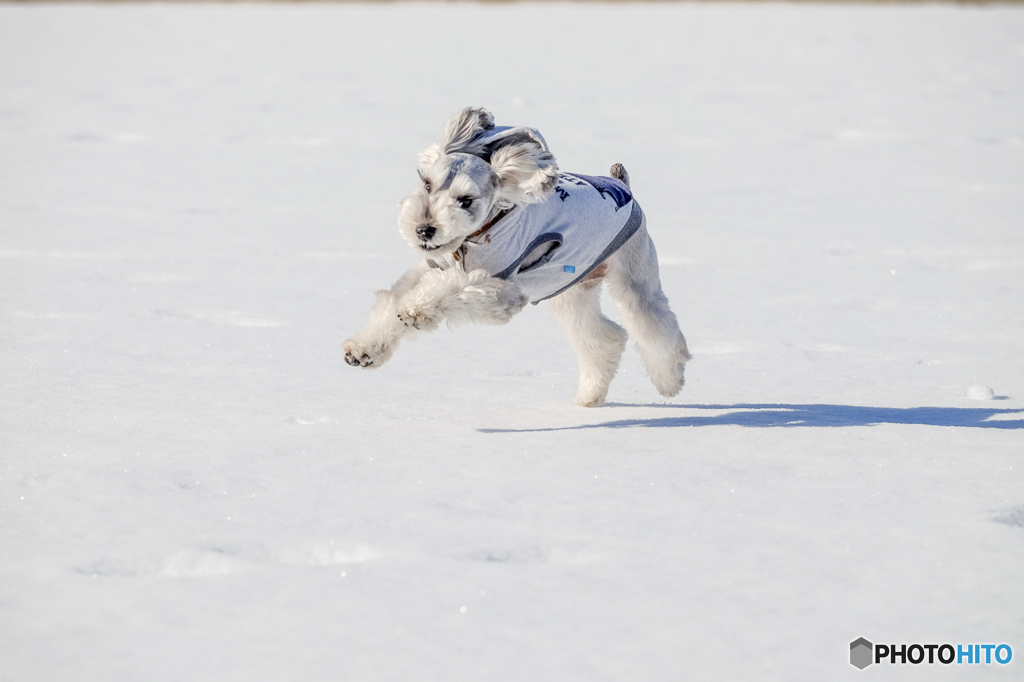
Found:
[2,3,1023,680]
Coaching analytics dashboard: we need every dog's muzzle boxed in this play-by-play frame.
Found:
[416,225,437,241]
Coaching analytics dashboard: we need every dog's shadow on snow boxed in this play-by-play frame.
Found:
[479,402,1024,432]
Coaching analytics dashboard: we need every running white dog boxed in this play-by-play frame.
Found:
[343,107,690,406]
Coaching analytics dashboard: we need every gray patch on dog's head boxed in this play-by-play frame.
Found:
[437,156,468,191]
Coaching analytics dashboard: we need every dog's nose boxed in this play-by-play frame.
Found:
[416,225,437,241]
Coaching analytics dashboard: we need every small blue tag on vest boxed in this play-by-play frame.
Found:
[564,265,575,273]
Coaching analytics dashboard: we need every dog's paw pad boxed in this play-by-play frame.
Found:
[344,350,374,367]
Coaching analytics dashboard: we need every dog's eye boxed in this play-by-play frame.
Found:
[423,180,431,192]
[458,197,474,210]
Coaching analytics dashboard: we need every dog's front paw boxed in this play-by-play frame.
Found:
[397,307,440,331]
[343,338,392,369]
[344,349,375,368]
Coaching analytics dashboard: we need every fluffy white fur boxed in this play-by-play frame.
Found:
[343,107,690,406]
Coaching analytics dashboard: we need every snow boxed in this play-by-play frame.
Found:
[968,384,996,401]
[1,2,1023,680]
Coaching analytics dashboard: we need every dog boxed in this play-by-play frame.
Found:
[343,107,690,406]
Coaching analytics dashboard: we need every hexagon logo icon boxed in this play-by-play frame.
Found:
[850,638,873,669]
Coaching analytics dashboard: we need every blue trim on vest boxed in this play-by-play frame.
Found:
[568,174,633,210]
[494,232,563,280]
[533,201,644,303]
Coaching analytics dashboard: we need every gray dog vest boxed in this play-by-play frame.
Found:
[431,172,644,303]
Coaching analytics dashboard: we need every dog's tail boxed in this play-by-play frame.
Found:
[610,163,630,188]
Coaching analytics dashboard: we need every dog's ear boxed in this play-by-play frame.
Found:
[418,107,495,167]
[489,134,559,206]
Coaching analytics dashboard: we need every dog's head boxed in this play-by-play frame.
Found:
[397,107,559,256]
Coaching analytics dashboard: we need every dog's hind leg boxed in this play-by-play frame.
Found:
[606,216,691,398]
[549,279,629,407]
